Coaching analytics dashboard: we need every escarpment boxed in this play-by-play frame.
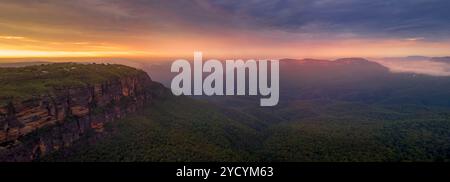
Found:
[0,63,169,161]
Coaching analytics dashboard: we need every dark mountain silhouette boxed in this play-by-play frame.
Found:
[430,57,450,63]
[0,61,51,67]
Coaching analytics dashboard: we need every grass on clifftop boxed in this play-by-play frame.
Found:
[0,63,143,105]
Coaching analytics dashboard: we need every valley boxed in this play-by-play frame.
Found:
[1,59,450,162]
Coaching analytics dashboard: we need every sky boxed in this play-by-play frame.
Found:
[0,0,450,60]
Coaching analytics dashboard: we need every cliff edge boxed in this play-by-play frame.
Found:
[0,63,169,161]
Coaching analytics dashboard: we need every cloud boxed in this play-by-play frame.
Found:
[405,37,425,41]
[3,0,450,40]
[82,0,448,43]
[0,0,449,58]
[374,58,450,76]
[198,0,450,40]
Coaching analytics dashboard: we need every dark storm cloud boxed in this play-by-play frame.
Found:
[1,0,450,41]
[97,0,450,40]
[198,0,450,40]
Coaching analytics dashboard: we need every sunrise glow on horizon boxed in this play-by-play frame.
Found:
[1,0,449,60]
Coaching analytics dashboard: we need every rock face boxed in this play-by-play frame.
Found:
[0,71,169,161]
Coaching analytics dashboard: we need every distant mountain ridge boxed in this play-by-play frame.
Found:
[378,56,450,63]
[430,57,450,63]
[0,61,51,67]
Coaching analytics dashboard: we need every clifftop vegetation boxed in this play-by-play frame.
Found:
[0,63,145,105]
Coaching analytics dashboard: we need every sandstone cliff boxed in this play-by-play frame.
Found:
[0,63,169,161]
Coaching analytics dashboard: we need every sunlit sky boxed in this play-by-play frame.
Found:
[0,0,450,60]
